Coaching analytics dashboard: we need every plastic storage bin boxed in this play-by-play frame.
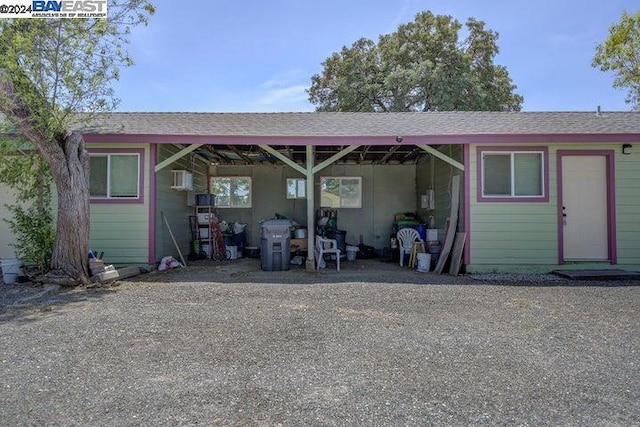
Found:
[1,259,22,285]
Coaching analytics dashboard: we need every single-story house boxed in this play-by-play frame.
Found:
[1,111,639,273]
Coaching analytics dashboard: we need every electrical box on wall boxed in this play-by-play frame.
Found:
[171,170,193,191]
[421,189,435,210]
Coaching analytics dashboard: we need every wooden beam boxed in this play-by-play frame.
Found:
[448,232,467,275]
[154,144,203,172]
[256,146,276,164]
[226,144,252,164]
[435,174,461,274]
[359,145,371,163]
[377,145,401,164]
[306,145,316,270]
[416,145,465,171]
[259,144,307,175]
[312,145,360,174]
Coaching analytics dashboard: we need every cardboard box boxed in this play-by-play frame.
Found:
[90,260,105,275]
[290,238,308,252]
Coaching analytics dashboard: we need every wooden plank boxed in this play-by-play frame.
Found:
[259,145,307,175]
[416,145,465,171]
[435,174,461,274]
[154,144,203,172]
[96,266,141,283]
[448,232,467,275]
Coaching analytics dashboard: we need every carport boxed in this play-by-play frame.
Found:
[153,139,464,270]
[81,112,468,270]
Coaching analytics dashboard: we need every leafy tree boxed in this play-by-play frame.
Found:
[0,1,154,285]
[593,10,640,110]
[308,11,523,112]
[0,135,55,273]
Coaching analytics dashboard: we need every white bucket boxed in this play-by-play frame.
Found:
[417,253,431,272]
[346,245,358,261]
[226,246,238,260]
[1,259,22,284]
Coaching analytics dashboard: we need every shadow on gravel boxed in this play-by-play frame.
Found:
[0,285,116,324]
[3,259,637,323]
[126,258,640,287]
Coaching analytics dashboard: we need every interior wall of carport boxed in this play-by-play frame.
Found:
[154,145,210,263]
[415,145,465,243]
[210,163,417,250]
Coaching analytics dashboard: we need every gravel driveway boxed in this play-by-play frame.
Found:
[1,259,639,426]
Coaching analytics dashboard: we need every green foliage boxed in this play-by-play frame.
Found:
[0,138,51,203]
[308,11,523,112]
[0,1,155,138]
[5,202,55,273]
[593,10,640,110]
[0,137,55,272]
[0,2,154,281]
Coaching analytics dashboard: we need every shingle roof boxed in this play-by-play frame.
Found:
[79,111,640,137]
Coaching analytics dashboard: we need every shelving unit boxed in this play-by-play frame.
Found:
[195,205,216,258]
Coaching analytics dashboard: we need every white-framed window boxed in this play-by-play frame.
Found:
[480,149,546,200]
[320,176,362,208]
[89,153,140,199]
[286,178,306,199]
[211,176,252,208]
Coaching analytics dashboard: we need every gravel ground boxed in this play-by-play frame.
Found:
[1,259,639,426]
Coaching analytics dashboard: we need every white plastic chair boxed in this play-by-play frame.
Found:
[315,236,341,272]
[396,228,422,267]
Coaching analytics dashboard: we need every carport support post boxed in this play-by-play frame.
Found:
[306,145,316,271]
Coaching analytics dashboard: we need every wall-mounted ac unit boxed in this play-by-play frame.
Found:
[171,170,193,191]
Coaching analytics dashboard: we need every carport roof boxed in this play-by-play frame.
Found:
[79,111,640,137]
[78,111,639,165]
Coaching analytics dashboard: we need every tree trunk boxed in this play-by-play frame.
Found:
[17,130,91,286]
[45,133,91,285]
[1,72,91,286]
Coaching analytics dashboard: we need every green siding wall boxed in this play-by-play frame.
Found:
[467,143,640,272]
[88,143,150,265]
[615,148,640,264]
[0,184,18,259]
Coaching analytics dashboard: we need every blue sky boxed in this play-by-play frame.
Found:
[113,0,638,112]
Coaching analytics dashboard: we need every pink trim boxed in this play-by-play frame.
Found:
[476,146,550,203]
[82,133,640,146]
[148,145,157,265]
[88,149,145,204]
[463,145,471,267]
[556,150,617,265]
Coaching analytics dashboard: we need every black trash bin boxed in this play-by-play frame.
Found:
[260,219,292,271]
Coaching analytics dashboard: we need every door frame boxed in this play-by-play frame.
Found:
[557,150,617,264]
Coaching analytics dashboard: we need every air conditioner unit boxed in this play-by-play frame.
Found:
[171,170,193,191]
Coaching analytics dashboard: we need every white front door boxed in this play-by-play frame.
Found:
[561,155,609,260]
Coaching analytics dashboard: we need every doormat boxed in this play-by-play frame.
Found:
[551,269,640,280]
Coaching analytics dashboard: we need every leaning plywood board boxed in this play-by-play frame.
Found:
[435,174,460,274]
[448,232,467,275]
